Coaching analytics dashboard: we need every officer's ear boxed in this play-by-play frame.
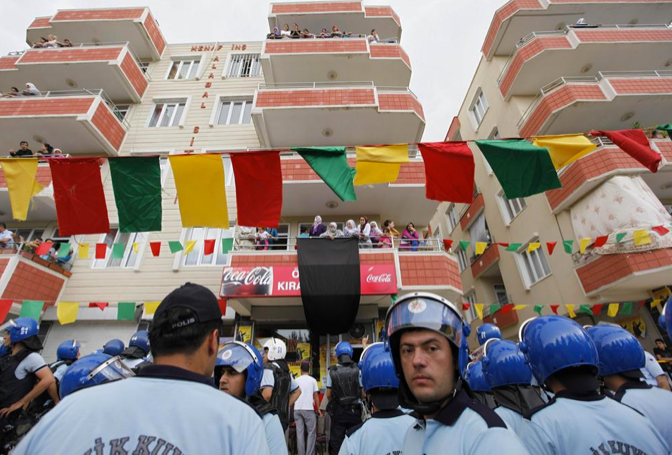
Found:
[207,328,219,356]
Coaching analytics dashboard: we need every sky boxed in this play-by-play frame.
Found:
[0,0,504,141]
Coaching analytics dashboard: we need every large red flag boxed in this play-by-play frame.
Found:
[592,129,661,173]
[230,151,283,227]
[418,142,475,203]
[49,158,110,236]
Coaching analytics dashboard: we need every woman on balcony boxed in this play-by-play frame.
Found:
[280,24,291,39]
[320,222,343,240]
[358,216,372,248]
[290,23,301,39]
[401,222,420,251]
[22,83,41,97]
[369,221,384,247]
[308,216,326,237]
[344,220,359,239]
[331,26,343,38]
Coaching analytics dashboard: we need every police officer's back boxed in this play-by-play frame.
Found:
[120,331,150,372]
[260,337,301,431]
[465,361,496,409]
[327,341,363,455]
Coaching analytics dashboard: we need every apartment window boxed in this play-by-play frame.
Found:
[469,89,489,128]
[148,101,186,127]
[445,204,459,233]
[216,99,253,125]
[456,246,468,273]
[226,54,262,78]
[463,292,477,322]
[482,128,499,174]
[92,229,147,269]
[12,228,45,245]
[183,228,234,266]
[517,239,551,287]
[138,62,150,74]
[494,284,509,305]
[166,59,201,80]
[497,190,526,225]
[114,105,131,122]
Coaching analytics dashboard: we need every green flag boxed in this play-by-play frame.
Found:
[19,300,43,321]
[109,156,162,232]
[112,243,126,259]
[221,238,234,254]
[579,304,593,315]
[620,301,634,315]
[169,241,184,254]
[656,124,672,135]
[475,139,561,198]
[533,305,543,316]
[117,302,136,321]
[292,147,357,202]
[458,241,470,252]
[58,242,71,259]
[563,240,574,254]
[490,303,501,316]
[616,233,627,243]
[505,243,522,252]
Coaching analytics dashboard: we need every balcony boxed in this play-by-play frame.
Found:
[0,163,55,221]
[499,25,672,99]
[252,82,425,148]
[471,243,501,279]
[482,0,672,60]
[27,7,165,61]
[268,2,401,42]
[261,39,411,86]
[0,90,128,156]
[0,43,149,103]
[518,71,672,137]
[459,193,485,231]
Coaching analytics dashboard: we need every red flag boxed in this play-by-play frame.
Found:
[592,130,661,173]
[594,236,608,248]
[204,239,216,256]
[592,304,604,315]
[550,305,559,315]
[49,158,110,235]
[89,302,109,311]
[462,303,471,311]
[652,225,670,236]
[497,243,510,248]
[501,303,515,314]
[443,239,454,250]
[218,299,227,315]
[150,242,161,257]
[95,243,107,259]
[638,300,647,308]
[419,142,475,203]
[546,242,557,255]
[35,241,53,256]
[230,151,283,227]
[0,299,13,323]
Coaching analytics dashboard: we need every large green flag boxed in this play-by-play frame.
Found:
[292,147,357,202]
[109,157,162,232]
[474,139,561,198]
[19,300,44,321]
[117,302,136,321]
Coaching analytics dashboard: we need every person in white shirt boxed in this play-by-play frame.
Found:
[366,29,380,44]
[0,223,15,249]
[641,350,671,390]
[280,24,291,38]
[294,362,321,455]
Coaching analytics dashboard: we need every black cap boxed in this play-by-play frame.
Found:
[155,283,222,330]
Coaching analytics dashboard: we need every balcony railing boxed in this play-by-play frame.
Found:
[232,237,446,252]
[266,34,399,43]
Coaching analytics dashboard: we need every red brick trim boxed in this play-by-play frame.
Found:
[52,8,146,21]
[265,40,367,54]
[370,44,411,69]
[399,254,462,290]
[28,17,52,28]
[256,88,376,107]
[446,117,461,141]
[144,12,166,56]
[91,102,126,151]
[364,6,401,26]
[120,52,148,98]
[271,2,362,14]
[378,93,424,121]
[0,56,19,70]
[0,97,93,117]
[18,47,122,64]
[2,261,66,305]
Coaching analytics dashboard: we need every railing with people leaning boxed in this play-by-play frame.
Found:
[232,236,446,252]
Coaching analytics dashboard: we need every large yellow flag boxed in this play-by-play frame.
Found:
[354,145,409,185]
[57,302,79,325]
[532,134,596,170]
[170,155,229,228]
[144,301,161,315]
[0,159,44,221]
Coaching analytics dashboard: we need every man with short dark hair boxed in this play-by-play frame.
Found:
[14,283,270,455]
[9,142,33,158]
[653,338,672,375]
[294,361,320,455]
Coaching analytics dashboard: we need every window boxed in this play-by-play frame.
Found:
[226,54,262,78]
[497,190,526,225]
[517,239,551,287]
[483,128,499,175]
[456,246,468,273]
[494,284,509,305]
[216,99,253,125]
[148,101,186,127]
[183,228,234,266]
[92,229,147,269]
[138,62,150,74]
[463,292,477,322]
[114,105,130,122]
[469,89,489,128]
[12,228,45,244]
[166,59,201,80]
[445,204,459,233]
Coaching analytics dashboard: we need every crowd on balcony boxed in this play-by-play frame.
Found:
[1,83,42,98]
[0,223,73,267]
[31,35,73,49]
[7,141,64,158]
[267,24,391,43]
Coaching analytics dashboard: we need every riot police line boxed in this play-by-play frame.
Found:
[0,285,671,454]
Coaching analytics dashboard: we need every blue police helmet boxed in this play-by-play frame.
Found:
[658,314,667,334]
[218,341,264,397]
[57,340,81,361]
[4,317,39,343]
[335,341,353,359]
[519,315,598,385]
[481,339,532,388]
[129,330,150,354]
[60,353,135,399]
[360,342,399,392]
[103,339,125,356]
[586,325,645,377]
[477,323,502,346]
[664,297,672,337]
[466,362,491,392]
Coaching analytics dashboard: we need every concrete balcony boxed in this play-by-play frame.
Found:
[499,25,672,99]
[27,7,165,61]
[261,39,411,86]
[0,163,55,221]
[459,193,485,231]
[0,43,149,103]
[518,71,672,138]
[268,2,401,42]
[252,82,425,148]
[0,90,128,156]
[482,0,672,60]
[471,243,501,279]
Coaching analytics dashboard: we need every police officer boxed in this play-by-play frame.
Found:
[14,283,271,455]
[60,353,134,399]
[477,323,501,346]
[481,339,543,433]
[326,341,364,455]
[338,342,414,455]
[465,361,496,408]
[385,292,528,454]
[102,339,125,356]
[261,337,301,431]
[45,340,81,404]
[217,342,287,455]
[518,315,670,454]
[120,330,150,371]
[587,324,672,446]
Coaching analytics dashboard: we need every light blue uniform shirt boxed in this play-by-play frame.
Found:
[615,381,672,448]
[520,390,670,455]
[14,365,270,455]
[338,409,415,455]
[495,406,524,434]
[52,363,69,383]
[262,412,288,455]
[261,363,299,391]
[402,389,529,455]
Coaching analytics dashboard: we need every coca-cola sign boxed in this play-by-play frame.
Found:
[220,264,397,297]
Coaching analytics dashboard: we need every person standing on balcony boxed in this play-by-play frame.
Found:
[357,217,372,248]
[31,37,48,48]
[320,222,343,240]
[0,224,15,250]
[290,23,301,39]
[344,220,358,239]
[265,227,278,250]
[57,39,73,48]
[309,216,326,237]
[1,87,21,98]
[9,141,33,157]
[37,143,55,158]
[44,35,59,48]
[401,222,420,251]
[331,26,343,38]
[319,28,330,39]
[22,83,40,97]
[281,24,291,39]
[369,221,383,247]
[366,29,380,44]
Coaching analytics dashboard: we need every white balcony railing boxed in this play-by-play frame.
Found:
[256,80,418,97]
[232,237,446,253]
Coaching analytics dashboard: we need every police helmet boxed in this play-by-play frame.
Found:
[361,342,399,392]
[658,314,667,334]
[481,339,532,388]
[129,330,150,354]
[56,340,81,361]
[335,341,354,359]
[217,341,264,397]
[519,315,598,385]
[586,325,645,377]
[466,362,491,392]
[263,337,286,361]
[4,317,39,343]
[59,354,135,398]
[103,339,125,356]
[477,323,501,346]
[664,297,672,337]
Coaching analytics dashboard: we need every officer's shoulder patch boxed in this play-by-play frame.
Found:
[346,420,366,438]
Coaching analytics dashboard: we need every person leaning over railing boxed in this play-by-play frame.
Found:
[319,222,343,240]
[0,87,21,98]
[9,141,33,157]
[0,223,16,250]
[369,221,384,247]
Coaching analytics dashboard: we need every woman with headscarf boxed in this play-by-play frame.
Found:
[344,220,359,238]
[380,220,399,249]
[369,221,384,247]
[267,27,281,39]
[357,216,372,248]
[320,222,343,240]
[401,222,420,251]
[309,216,326,237]
[23,83,41,96]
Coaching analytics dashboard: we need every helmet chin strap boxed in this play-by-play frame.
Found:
[398,374,464,417]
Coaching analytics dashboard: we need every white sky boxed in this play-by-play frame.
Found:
[0,0,504,141]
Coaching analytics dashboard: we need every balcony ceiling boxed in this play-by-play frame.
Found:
[0,191,55,222]
[642,167,672,202]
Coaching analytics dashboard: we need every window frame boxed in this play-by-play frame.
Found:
[493,284,509,305]
[463,291,477,323]
[165,57,203,81]
[469,88,489,129]
[445,204,459,234]
[91,229,148,270]
[514,238,552,289]
[496,189,527,226]
[224,53,263,78]
[180,227,235,267]
[211,97,254,126]
[146,97,190,128]
[455,246,468,273]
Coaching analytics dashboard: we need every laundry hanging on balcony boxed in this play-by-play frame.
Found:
[418,142,474,203]
[109,156,162,232]
[297,238,361,335]
[531,134,596,169]
[292,147,357,201]
[591,129,662,173]
[0,158,44,221]
[353,144,409,185]
[230,151,283,227]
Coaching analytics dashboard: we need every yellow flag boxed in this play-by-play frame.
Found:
[527,242,541,254]
[566,304,576,318]
[607,303,619,317]
[475,242,487,255]
[57,302,79,325]
[0,158,44,221]
[144,301,161,315]
[184,240,197,255]
[356,145,409,163]
[532,134,596,169]
[579,238,592,254]
[132,242,139,254]
[514,305,527,311]
[633,229,651,246]
[170,155,229,228]
[651,299,661,309]
[78,243,90,259]
[474,303,485,320]
[354,145,408,186]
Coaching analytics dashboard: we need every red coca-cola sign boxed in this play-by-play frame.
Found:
[220,264,397,297]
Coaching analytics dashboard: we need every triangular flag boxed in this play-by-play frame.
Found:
[505,243,522,252]
[651,299,661,309]
[0,299,13,323]
[616,233,627,243]
[657,124,672,134]
[184,240,197,255]
[117,302,136,321]
[475,242,487,255]
[218,299,227,316]
[546,242,557,255]
[550,305,559,315]
[443,239,454,250]
[594,236,608,248]
[112,243,126,259]
[231,151,283,227]
[132,242,139,254]
[35,241,53,256]
[501,304,515,314]
[354,145,409,185]
[391,295,398,304]
[144,301,160,316]
[592,304,604,315]
[527,242,541,254]
[490,303,502,315]
[19,300,43,321]
[150,242,161,257]
[532,134,597,169]
[418,142,475,203]
[458,240,470,252]
[638,300,647,308]
[579,238,592,254]
[95,243,107,259]
[462,303,471,311]
[108,156,162,232]
[169,241,184,254]
[496,242,510,248]
[563,240,574,254]
[0,158,44,221]
[293,147,356,202]
[633,229,651,246]
[89,302,109,311]
[652,226,670,236]
[514,304,527,311]
[204,239,216,256]
[607,303,619,317]
[474,304,485,320]
[592,129,661,173]
[56,302,79,325]
[620,302,634,315]
[579,305,593,315]
[78,243,90,259]
[566,304,576,318]
[222,238,234,254]
[533,305,543,316]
